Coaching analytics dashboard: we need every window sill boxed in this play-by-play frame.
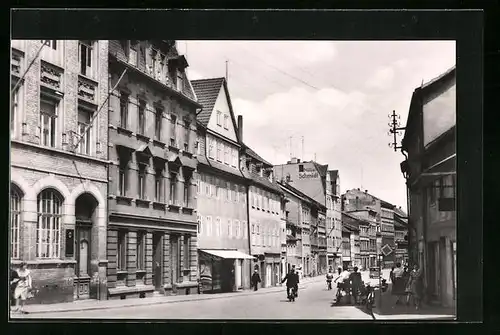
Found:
[136,133,150,143]
[182,150,193,158]
[153,202,167,210]
[116,270,128,275]
[136,270,147,274]
[136,198,151,207]
[78,73,98,85]
[153,139,166,148]
[169,144,180,153]
[117,127,133,136]
[116,195,133,205]
[182,207,195,215]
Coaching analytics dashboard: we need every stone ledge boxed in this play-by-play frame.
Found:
[174,281,198,289]
[108,285,155,296]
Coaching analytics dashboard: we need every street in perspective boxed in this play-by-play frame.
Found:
[10,37,456,321]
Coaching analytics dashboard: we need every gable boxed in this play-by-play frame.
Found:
[207,85,238,143]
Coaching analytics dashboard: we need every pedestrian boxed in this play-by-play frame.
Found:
[13,261,32,314]
[389,266,395,284]
[406,264,423,310]
[10,267,20,310]
[348,267,362,305]
[326,267,334,290]
[251,269,261,291]
[391,262,405,306]
[281,267,300,299]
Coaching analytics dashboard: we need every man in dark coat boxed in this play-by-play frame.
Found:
[251,269,261,291]
[349,266,362,305]
[10,267,20,308]
[282,267,300,299]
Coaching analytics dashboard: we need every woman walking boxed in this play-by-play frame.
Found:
[406,264,423,310]
[13,262,32,314]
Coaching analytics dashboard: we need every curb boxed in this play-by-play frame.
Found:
[19,277,324,315]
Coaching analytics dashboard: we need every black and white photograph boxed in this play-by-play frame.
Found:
[9,9,482,323]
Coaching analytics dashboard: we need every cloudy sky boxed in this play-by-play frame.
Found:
[179,40,456,210]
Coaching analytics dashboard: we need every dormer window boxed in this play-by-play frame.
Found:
[176,69,183,91]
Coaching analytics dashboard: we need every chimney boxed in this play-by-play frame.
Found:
[238,115,243,141]
[290,157,298,164]
[365,190,368,193]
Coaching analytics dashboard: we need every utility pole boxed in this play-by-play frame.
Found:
[289,136,293,159]
[302,136,304,161]
[388,110,405,152]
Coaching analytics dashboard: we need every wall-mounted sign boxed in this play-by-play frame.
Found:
[298,172,319,179]
[65,229,75,257]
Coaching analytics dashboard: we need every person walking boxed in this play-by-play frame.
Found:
[406,264,423,310]
[349,267,363,305]
[13,262,32,314]
[392,262,405,306]
[281,267,300,300]
[389,266,395,284]
[10,267,20,310]
[251,269,261,291]
[326,267,334,290]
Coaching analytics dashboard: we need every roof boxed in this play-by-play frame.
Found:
[244,145,272,166]
[314,163,328,177]
[421,66,456,90]
[191,78,225,126]
[344,222,359,232]
[394,207,408,218]
[278,181,327,211]
[342,211,372,226]
[243,169,283,194]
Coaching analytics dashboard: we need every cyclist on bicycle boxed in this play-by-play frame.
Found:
[281,266,300,300]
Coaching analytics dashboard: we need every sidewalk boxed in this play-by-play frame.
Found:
[370,284,457,320]
[14,275,325,316]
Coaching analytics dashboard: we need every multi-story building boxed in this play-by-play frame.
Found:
[342,212,370,269]
[401,66,456,308]
[326,170,342,270]
[240,124,284,288]
[394,207,409,265]
[106,40,200,299]
[10,40,109,304]
[278,182,304,276]
[190,77,253,293]
[380,200,396,268]
[273,158,335,275]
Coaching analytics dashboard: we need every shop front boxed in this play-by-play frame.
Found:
[199,249,254,293]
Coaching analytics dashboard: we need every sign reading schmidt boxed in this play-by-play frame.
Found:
[298,166,319,179]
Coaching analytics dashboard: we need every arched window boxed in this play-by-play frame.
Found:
[10,186,22,259]
[37,189,63,258]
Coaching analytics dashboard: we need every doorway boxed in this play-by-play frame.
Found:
[75,223,91,299]
[152,232,163,291]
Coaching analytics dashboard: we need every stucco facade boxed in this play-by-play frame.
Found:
[10,40,109,304]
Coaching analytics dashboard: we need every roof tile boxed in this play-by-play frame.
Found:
[191,78,225,126]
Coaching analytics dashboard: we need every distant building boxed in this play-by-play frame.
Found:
[394,207,409,265]
[274,158,335,275]
[191,77,253,293]
[326,170,343,270]
[380,200,396,268]
[401,66,456,308]
[106,40,200,298]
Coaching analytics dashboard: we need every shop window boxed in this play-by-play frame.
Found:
[136,231,145,271]
[183,235,191,271]
[117,230,127,271]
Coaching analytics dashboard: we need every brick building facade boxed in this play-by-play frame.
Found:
[106,40,201,299]
[10,40,109,304]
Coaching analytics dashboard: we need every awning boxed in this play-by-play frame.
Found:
[200,249,255,260]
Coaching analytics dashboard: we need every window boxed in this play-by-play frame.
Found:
[40,98,57,147]
[227,219,232,237]
[208,138,214,159]
[227,182,231,201]
[184,171,192,207]
[42,40,57,50]
[169,172,177,204]
[77,107,92,155]
[170,114,177,146]
[11,87,19,137]
[79,40,94,77]
[176,69,183,91]
[172,235,182,282]
[299,164,304,172]
[206,216,212,236]
[216,141,222,161]
[216,180,221,199]
[11,186,22,259]
[118,158,128,196]
[235,220,240,238]
[128,43,138,67]
[196,139,201,155]
[183,235,191,270]
[184,120,190,151]
[136,231,145,270]
[216,218,221,237]
[154,169,162,202]
[231,148,237,168]
[117,230,127,270]
[120,93,129,129]
[214,111,221,127]
[224,146,229,165]
[198,215,203,234]
[155,108,163,141]
[138,164,146,199]
[138,100,146,135]
[36,189,62,258]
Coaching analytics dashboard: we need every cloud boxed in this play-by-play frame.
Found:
[186,68,204,80]
[366,66,395,90]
